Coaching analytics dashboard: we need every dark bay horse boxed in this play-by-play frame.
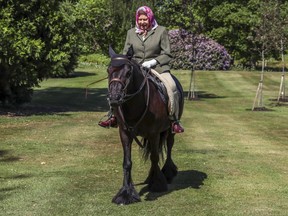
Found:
[107,46,184,205]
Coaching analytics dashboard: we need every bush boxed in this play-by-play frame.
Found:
[0,1,80,105]
[169,29,232,70]
[79,53,110,66]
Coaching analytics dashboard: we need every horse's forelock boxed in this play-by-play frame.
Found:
[110,60,126,67]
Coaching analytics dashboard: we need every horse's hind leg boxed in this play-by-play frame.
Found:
[162,132,178,183]
[145,136,168,192]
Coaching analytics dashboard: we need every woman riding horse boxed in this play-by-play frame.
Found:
[99,6,184,133]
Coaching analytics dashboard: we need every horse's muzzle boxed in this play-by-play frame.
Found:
[108,93,124,106]
[108,78,127,106]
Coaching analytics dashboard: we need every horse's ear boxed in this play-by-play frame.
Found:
[109,45,116,58]
[126,45,134,59]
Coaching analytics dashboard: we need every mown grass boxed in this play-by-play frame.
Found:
[1,66,288,216]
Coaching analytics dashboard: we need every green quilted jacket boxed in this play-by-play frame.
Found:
[123,25,172,73]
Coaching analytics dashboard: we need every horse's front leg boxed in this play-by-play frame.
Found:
[112,129,141,205]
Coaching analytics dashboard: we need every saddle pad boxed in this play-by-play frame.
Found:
[150,69,167,85]
[148,69,168,105]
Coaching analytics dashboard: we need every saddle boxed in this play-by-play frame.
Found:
[145,68,168,105]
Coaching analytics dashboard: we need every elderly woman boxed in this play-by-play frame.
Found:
[99,6,184,133]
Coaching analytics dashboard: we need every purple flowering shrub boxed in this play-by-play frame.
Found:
[168,29,232,70]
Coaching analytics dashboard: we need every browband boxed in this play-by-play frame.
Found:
[110,56,132,67]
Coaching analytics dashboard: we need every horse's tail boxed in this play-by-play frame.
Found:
[142,131,167,162]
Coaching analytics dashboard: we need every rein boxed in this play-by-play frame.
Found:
[85,76,108,99]
[117,70,150,148]
[109,58,151,148]
[122,69,149,102]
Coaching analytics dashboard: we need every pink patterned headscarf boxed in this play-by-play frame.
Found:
[135,6,158,34]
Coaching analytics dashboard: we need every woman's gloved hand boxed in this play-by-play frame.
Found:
[142,59,157,68]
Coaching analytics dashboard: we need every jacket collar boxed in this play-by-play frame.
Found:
[136,27,156,42]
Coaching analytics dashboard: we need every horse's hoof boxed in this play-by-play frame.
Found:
[145,167,169,192]
[149,182,168,192]
[112,186,141,205]
[162,160,178,183]
[148,173,168,192]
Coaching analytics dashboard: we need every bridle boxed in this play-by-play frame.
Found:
[108,57,149,104]
[108,56,151,148]
[107,57,131,104]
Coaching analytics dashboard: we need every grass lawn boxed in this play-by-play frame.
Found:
[1,66,288,216]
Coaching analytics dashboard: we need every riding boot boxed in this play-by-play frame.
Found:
[169,115,184,133]
[172,121,184,133]
[98,115,118,128]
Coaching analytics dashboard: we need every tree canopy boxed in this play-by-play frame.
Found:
[0,0,79,104]
[1,0,288,105]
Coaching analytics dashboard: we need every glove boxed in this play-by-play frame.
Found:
[142,59,157,68]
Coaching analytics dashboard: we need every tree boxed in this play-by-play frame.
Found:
[72,0,113,54]
[73,0,158,54]
[187,0,288,68]
[156,0,205,100]
[0,0,79,105]
[251,0,287,110]
[276,1,288,102]
[200,0,259,67]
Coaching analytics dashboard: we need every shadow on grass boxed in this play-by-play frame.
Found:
[245,107,275,112]
[0,151,31,201]
[0,87,110,116]
[268,97,288,107]
[67,71,96,78]
[0,89,225,117]
[0,185,26,201]
[138,169,207,201]
[274,103,288,107]
[183,91,226,100]
[51,71,97,79]
[0,150,22,162]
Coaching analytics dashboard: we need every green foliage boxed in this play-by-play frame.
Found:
[156,0,203,33]
[73,0,162,54]
[202,1,259,66]
[79,53,109,65]
[253,0,288,52]
[0,0,80,105]
[2,0,288,105]
[193,0,288,67]
[72,0,112,53]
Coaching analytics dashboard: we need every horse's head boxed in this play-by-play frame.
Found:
[107,46,136,106]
